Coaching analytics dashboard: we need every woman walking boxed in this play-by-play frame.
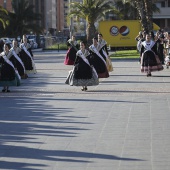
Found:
[65,41,99,91]
[140,33,163,77]
[0,43,20,92]
[89,38,109,78]
[98,33,113,72]
[64,35,79,65]
[10,40,27,79]
[20,36,37,74]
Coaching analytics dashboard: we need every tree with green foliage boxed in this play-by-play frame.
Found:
[69,0,114,44]
[133,0,160,32]
[114,0,160,32]
[1,0,42,38]
[114,0,138,20]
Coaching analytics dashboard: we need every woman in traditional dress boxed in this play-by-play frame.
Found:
[10,40,27,79]
[135,31,147,54]
[164,32,170,57]
[66,41,99,91]
[140,33,164,77]
[0,40,4,53]
[156,34,165,65]
[64,35,79,65]
[0,43,21,92]
[98,33,113,72]
[88,38,109,78]
[20,36,37,74]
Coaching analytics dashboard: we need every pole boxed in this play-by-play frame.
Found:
[4,0,6,8]
[69,0,73,38]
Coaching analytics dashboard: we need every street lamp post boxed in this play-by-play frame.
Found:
[69,0,73,38]
[4,0,7,9]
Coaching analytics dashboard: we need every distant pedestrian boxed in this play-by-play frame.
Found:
[0,40,4,53]
[64,35,79,65]
[66,36,70,42]
[156,34,165,64]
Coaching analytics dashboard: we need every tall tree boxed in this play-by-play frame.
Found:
[69,0,114,44]
[134,0,160,32]
[2,0,42,38]
[114,0,160,32]
[114,0,138,20]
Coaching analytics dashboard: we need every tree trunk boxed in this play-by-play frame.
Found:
[144,0,153,31]
[135,0,154,32]
[135,0,148,32]
[86,23,96,46]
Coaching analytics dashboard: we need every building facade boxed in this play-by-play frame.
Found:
[2,0,169,36]
[0,0,12,11]
[153,0,170,31]
[29,0,46,31]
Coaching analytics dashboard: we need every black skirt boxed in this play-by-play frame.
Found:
[19,50,33,70]
[0,61,15,81]
[74,58,92,79]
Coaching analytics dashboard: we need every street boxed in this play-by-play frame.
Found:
[0,50,170,170]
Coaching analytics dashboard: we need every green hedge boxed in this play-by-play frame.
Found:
[45,43,68,50]
[110,50,139,59]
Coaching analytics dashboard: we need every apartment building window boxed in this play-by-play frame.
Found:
[35,0,39,13]
[161,1,165,7]
[168,19,170,27]
[168,0,170,7]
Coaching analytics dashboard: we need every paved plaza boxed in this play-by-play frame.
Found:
[0,50,170,170]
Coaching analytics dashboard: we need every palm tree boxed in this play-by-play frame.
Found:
[2,0,42,38]
[69,0,114,44]
[114,0,138,20]
[111,0,160,32]
[133,0,160,32]
[144,0,160,31]
[0,5,8,28]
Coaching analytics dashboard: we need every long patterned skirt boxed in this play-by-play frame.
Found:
[141,50,163,73]
[65,67,99,86]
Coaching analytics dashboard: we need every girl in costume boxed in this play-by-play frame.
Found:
[65,41,99,91]
[140,33,163,77]
[0,43,21,92]
[89,37,109,78]
[98,33,113,72]
[64,35,79,65]
[10,40,27,79]
[20,36,37,75]
[156,34,165,65]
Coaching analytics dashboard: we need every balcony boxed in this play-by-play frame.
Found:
[153,7,170,18]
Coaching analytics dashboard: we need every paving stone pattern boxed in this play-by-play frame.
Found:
[0,51,170,170]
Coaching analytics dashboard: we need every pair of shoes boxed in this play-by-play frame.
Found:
[147,73,152,77]
[2,89,6,92]
[2,89,10,92]
[25,74,28,78]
